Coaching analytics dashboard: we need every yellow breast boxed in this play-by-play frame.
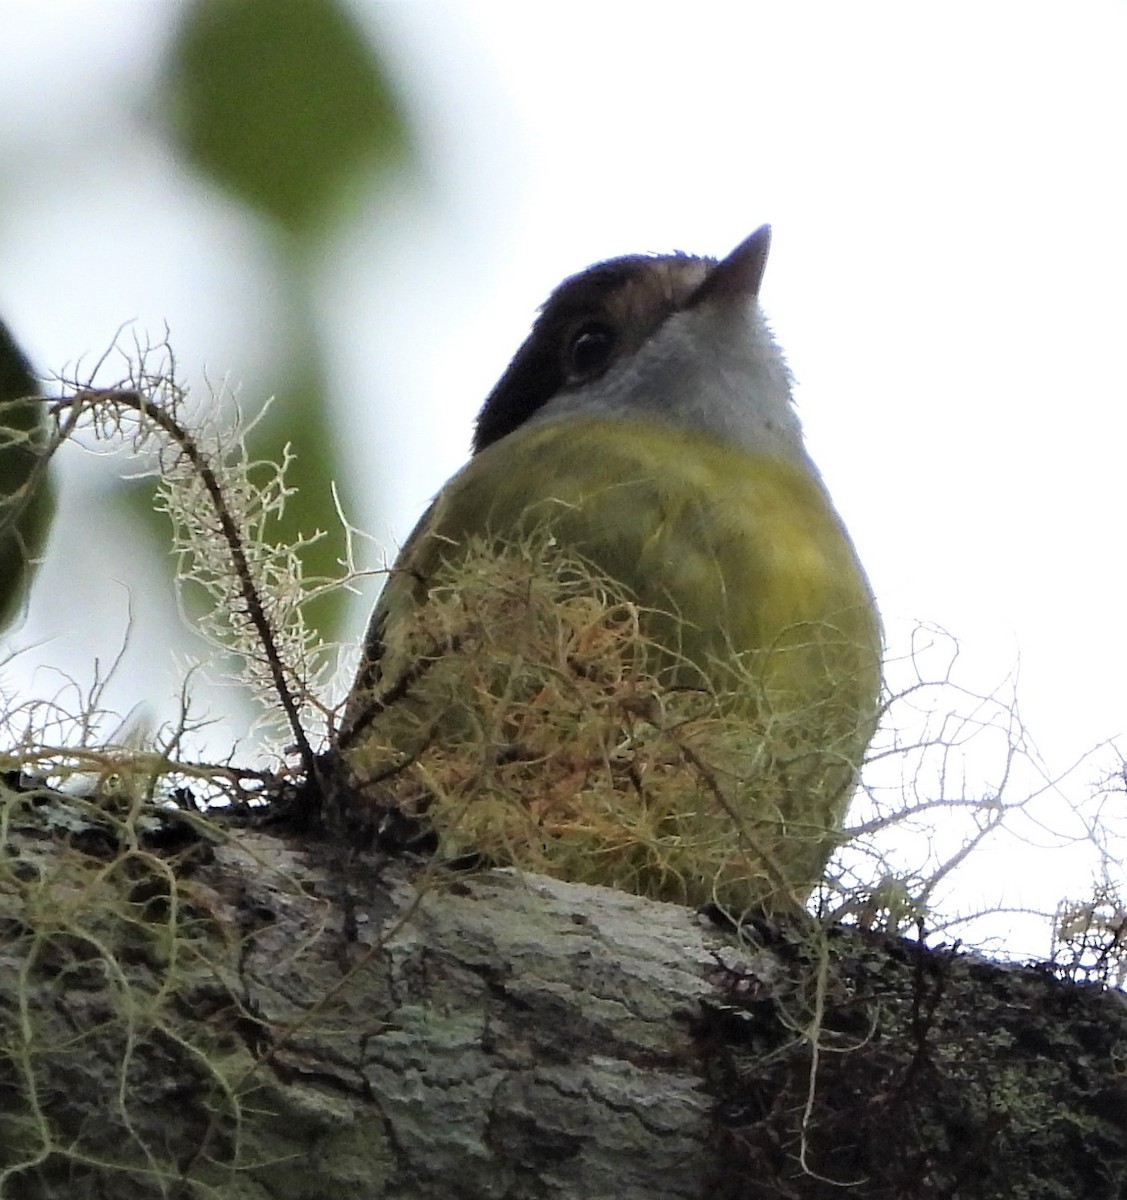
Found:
[348,414,882,910]
[395,415,877,696]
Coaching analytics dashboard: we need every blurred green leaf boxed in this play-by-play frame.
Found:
[248,333,346,635]
[118,326,350,642]
[148,0,416,651]
[164,0,408,234]
[0,320,55,632]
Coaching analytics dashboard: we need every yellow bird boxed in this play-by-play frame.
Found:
[341,227,881,911]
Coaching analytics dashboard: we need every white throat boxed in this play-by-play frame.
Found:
[529,302,819,480]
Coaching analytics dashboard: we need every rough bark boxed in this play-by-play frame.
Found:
[1,782,1126,1199]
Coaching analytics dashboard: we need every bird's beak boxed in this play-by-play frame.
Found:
[688,225,772,309]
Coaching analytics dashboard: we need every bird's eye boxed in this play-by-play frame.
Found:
[563,322,616,382]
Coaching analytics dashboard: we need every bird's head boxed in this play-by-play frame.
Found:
[472,226,811,473]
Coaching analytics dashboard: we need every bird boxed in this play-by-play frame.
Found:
[339,227,882,911]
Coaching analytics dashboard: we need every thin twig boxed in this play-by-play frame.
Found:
[54,388,318,786]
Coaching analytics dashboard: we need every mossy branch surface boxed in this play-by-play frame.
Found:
[2,792,1125,1199]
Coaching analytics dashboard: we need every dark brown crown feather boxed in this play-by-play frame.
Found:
[472,251,715,453]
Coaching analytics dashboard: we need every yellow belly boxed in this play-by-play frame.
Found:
[396,416,876,695]
[347,415,882,910]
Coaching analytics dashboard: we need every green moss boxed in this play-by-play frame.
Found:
[343,532,879,914]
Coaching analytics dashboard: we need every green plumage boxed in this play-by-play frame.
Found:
[378,415,878,713]
[345,415,881,909]
[341,229,882,909]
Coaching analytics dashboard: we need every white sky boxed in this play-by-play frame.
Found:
[1,2,1125,956]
